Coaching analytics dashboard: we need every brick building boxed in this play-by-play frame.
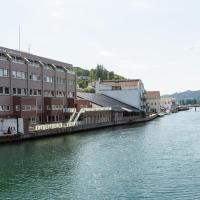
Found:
[0,46,76,124]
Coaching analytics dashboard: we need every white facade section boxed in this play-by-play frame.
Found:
[0,118,24,134]
[147,99,160,113]
[160,97,177,111]
[96,79,146,111]
[146,91,161,113]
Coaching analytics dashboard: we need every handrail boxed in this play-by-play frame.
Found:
[68,109,77,122]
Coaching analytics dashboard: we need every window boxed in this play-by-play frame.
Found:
[55,116,59,122]
[0,87,3,94]
[32,105,36,111]
[33,90,37,96]
[57,91,64,97]
[56,77,65,84]
[56,66,65,72]
[12,71,16,78]
[13,88,17,95]
[29,89,42,96]
[51,91,55,97]
[44,76,54,83]
[39,116,42,122]
[0,68,9,77]
[12,56,25,64]
[12,71,27,79]
[48,116,51,122]
[28,59,40,68]
[3,69,9,77]
[22,105,32,111]
[13,88,27,96]
[30,116,37,124]
[22,105,26,111]
[17,88,21,95]
[43,63,54,70]
[0,106,10,112]
[44,90,55,97]
[30,74,41,81]
[37,105,42,110]
[15,105,20,111]
[5,106,10,111]
[5,87,10,95]
[22,89,27,95]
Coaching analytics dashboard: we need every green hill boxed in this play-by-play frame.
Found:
[74,64,125,90]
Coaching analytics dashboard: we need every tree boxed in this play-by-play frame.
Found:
[108,71,114,80]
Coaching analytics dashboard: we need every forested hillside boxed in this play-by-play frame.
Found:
[74,64,125,91]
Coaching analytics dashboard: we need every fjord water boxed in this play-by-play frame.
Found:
[1,109,200,199]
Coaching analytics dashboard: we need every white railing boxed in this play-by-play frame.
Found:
[80,107,112,112]
[73,107,112,123]
[29,107,112,132]
[31,121,85,132]
[68,109,77,122]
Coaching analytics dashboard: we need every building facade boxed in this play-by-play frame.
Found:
[0,46,76,124]
[146,91,161,113]
[95,79,147,112]
[160,97,177,112]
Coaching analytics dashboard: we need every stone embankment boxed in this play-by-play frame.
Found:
[0,114,157,144]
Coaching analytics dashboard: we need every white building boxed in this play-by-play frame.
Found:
[95,79,147,111]
[160,97,177,112]
[146,91,161,113]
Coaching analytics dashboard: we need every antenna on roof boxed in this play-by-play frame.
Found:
[28,43,31,53]
[18,25,21,51]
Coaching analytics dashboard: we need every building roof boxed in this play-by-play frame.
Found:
[0,46,73,70]
[146,91,160,100]
[77,92,140,112]
[100,79,140,88]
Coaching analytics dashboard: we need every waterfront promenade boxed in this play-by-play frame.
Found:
[0,108,199,199]
[0,114,157,143]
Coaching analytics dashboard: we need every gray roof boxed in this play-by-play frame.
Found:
[77,92,140,112]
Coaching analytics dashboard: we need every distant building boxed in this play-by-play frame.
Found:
[146,91,160,113]
[160,97,177,112]
[95,79,147,112]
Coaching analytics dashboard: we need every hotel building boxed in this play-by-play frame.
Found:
[0,46,76,124]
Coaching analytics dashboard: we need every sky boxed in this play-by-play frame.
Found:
[0,0,200,94]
